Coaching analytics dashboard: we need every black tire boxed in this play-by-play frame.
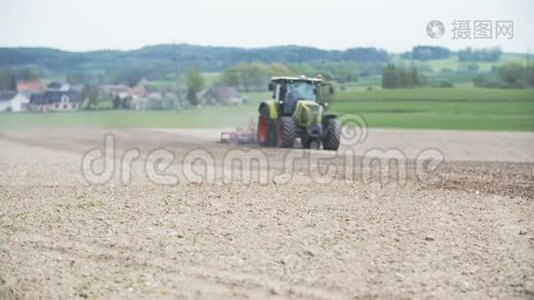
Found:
[322,118,340,151]
[301,134,319,149]
[276,116,297,148]
[258,106,276,147]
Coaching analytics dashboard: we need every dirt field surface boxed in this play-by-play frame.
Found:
[0,128,533,299]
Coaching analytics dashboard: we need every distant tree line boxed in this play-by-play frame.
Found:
[185,68,206,106]
[216,61,362,92]
[0,66,41,90]
[0,68,17,90]
[382,64,427,89]
[402,46,501,62]
[458,47,502,62]
[291,61,360,82]
[474,63,534,88]
[219,63,291,92]
[403,46,451,60]
[80,84,100,109]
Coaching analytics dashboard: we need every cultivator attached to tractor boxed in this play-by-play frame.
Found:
[220,118,257,144]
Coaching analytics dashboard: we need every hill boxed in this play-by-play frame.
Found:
[0,44,389,78]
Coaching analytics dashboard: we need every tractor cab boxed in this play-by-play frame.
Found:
[268,76,322,115]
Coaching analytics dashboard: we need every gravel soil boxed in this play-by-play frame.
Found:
[0,128,533,299]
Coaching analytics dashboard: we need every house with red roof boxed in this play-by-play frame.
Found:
[16,80,46,93]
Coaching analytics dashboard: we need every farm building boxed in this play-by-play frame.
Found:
[29,90,81,112]
[47,81,71,92]
[102,84,132,100]
[16,80,46,93]
[132,91,178,110]
[0,91,30,112]
[202,87,244,105]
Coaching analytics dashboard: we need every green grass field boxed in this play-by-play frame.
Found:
[0,103,262,129]
[395,53,525,74]
[0,88,532,131]
[331,88,534,131]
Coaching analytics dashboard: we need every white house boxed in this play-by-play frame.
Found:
[0,92,30,112]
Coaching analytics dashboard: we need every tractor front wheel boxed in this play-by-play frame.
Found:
[322,118,340,151]
[276,116,296,148]
[301,134,320,149]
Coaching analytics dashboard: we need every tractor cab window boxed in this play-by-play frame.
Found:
[284,81,316,102]
[279,81,317,114]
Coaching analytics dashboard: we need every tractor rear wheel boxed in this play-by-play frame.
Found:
[258,106,276,147]
[322,118,340,151]
[276,116,297,148]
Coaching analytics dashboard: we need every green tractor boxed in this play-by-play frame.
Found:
[257,76,340,150]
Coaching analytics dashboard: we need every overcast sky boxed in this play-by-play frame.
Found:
[1,0,533,53]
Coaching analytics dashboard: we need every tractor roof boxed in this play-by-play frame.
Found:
[271,76,323,83]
